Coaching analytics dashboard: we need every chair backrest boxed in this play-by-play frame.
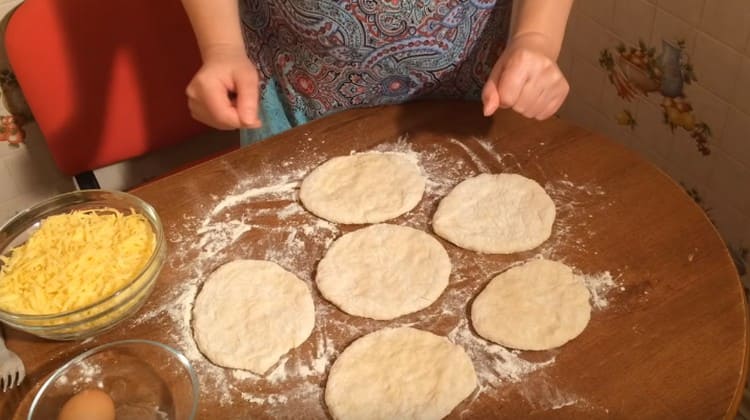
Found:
[4,0,209,176]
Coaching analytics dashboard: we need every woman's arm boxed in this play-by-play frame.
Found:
[482,0,574,120]
[511,0,574,60]
[181,0,245,58]
[181,0,261,129]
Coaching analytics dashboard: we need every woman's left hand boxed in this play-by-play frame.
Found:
[482,32,569,120]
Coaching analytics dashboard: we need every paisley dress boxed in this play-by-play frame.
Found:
[239,0,513,143]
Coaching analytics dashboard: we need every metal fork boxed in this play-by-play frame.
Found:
[0,325,25,391]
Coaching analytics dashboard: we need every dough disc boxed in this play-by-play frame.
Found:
[432,173,555,253]
[325,327,477,420]
[192,260,314,374]
[300,152,425,224]
[471,259,591,351]
[316,224,451,320]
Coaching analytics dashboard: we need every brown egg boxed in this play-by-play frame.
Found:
[58,389,116,420]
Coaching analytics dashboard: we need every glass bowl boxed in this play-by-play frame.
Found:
[28,339,199,420]
[0,190,166,340]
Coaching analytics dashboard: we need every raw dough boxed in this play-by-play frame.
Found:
[471,259,591,351]
[192,260,314,374]
[432,173,555,254]
[316,224,451,320]
[325,327,477,420]
[300,152,425,224]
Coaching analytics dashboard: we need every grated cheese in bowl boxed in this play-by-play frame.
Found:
[0,190,165,340]
[0,209,155,315]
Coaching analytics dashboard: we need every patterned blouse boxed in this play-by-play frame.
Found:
[239,0,512,142]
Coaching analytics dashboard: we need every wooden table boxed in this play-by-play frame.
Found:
[2,101,747,419]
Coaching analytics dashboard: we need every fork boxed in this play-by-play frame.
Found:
[0,324,25,391]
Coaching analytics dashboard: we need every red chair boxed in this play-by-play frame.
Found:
[4,0,225,188]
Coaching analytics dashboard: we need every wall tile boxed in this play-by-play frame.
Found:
[708,150,750,216]
[682,83,729,141]
[657,0,706,26]
[567,57,606,108]
[0,142,20,159]
[600,83,630,121]
[692,33,742,102]
[0,196,31,224]
[0,156,20,201]
[558,43,574,76]
[651,9,698,54]
[2,151,60,198]
[699,0,750,52]
[566,12,620,68]
[732,57,750,117]
[669,129,715,188]
[718,107,750,169]
[709,202,750,253]
[575,0,616,27]
[558,96,611,138]
[613,0,657,47]
[634,101,676,159]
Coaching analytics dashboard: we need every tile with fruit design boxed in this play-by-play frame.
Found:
[0,68,30,145]
[599,39,710,155]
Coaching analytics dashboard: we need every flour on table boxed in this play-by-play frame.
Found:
[129,135,618,415]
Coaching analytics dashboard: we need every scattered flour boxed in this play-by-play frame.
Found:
[584,271,619,309]
[128,135,619,416]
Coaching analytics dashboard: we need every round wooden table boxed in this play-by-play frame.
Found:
[1,101,747,419]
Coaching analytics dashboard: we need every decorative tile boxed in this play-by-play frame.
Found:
[732,57,750,117]
[699,0,750,52]
[692,33,743,102]
[718,107,750,170]
[613,0,657,47]
[651,9,698,54]
[657,0,706,26]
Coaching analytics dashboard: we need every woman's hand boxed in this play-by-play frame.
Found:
[186,45,262,130]
[482,32,569,120]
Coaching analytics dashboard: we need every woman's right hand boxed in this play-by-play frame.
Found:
[185,45,262,130]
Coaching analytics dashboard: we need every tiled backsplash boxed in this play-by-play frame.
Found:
[558,0,750,278]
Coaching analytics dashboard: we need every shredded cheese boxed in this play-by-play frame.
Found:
[0,208,156,315]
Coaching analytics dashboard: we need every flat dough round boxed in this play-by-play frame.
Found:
[432,173,555,254]
[471,259,591,351]
[192,260,314,374]
[325,327,477,420]
[300,152,425,224]
[316,224,451,320]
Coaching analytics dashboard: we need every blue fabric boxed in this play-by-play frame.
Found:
[240,79,310,146]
